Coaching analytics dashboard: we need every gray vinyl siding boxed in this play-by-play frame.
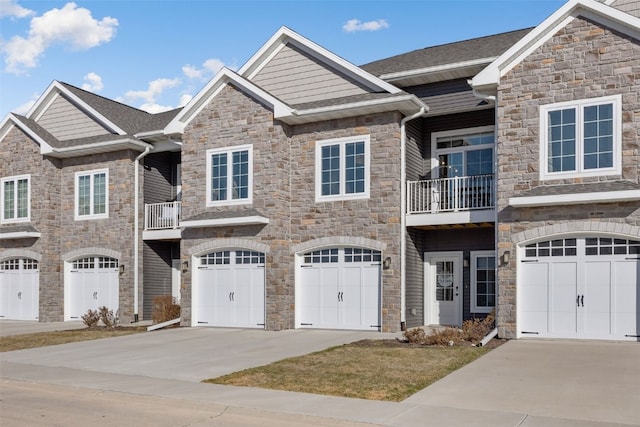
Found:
[407,227,495,325]
[404,119,425,329]
[613,0,640,18]
[405,228,424,328]
[143,152,179,204]
[142,241,179,319]
[251,43,369,105]
[37,94,110,141]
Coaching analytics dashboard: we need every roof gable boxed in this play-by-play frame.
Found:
[239,26,401,95]
[250,43,370,105]
[472,0,640,95]
[165,68,292,135]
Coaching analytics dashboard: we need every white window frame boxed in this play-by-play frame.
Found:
[206,144,253,206]
[430,126,495,177]
[539,94,622,180]
[74,169,109,220]
[470,250,496,314]
[315,135,370,202]
[1,174,31,224]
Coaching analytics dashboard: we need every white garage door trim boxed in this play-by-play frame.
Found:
[192,249,265,328]
[296,247,381,331]
[0,258,39,320]
[518,236,639,340]
[64,256,119,321]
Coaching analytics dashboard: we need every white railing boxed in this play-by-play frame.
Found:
[407,174,494,214]
[144,201,181,230]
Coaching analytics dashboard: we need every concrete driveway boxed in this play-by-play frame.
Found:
[2,326,639,426]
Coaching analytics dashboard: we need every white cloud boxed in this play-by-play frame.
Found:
[342,19,389,33]
[1,2,118,74]
[0,0,34,19]
[124,78,180,104]
[182,58,234,80]
[81,72,103,92]
[179,94,193,107]
[137,103,175,114]
[13,92,39,114]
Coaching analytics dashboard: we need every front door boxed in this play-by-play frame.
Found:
[425,252,462,326]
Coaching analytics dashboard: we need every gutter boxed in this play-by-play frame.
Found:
[133,146,153,322]
[399,106,427,331]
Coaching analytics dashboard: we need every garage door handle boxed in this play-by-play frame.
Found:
[577,294,584,307]
[581,295,584,307]
[18,291,22,300]
[577,295,580,307]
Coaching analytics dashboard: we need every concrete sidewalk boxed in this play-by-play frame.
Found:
[2,327,639,426]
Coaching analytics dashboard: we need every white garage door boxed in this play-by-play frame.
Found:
[0,258,39,320]
[67,257,119,320]
[299,247,381,330]
[519,237,639,340]
[194,250,265,328]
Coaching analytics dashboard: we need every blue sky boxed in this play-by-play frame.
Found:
[0,0,567,119]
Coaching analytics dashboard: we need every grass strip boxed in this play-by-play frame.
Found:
[0,327,147,352]
[205,340,490,401]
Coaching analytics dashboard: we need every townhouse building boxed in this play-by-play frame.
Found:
[1,0,638,340]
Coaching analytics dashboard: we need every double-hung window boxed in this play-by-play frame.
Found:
[315,135,370,202]
[75,169,108,220]
[206,145,252,206]
[471,251,496,313]
[540,95,621,180]
[1,174,30,223]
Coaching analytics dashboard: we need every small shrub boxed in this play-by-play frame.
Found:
[462,310,495,343]
[423,328,465,346]
[98,306,117,328]
[152,295,181,324]
[81,309,100,328]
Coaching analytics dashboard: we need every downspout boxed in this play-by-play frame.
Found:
[400,106,427,331]
[134,146,153,322]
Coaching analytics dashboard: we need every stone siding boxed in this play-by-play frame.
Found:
[495,17,640,338]
[0,125,143,322]
[180,84,403,332]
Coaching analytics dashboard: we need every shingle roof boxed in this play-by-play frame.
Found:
[405,78,490,116]
[12,114,59,147]
[59,82,181,134]
[291,92,405,110]
[361,28,533,77]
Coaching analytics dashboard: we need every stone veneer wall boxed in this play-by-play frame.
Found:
[0,126,62,321]
[495,17,640,338]
[58,151,140,323]
[1,127,141,322]
[180,84,403,332]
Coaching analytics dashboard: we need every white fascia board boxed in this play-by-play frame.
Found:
[509,190,640,207]
[30,81,127,135]
[0,231,41,240]
[1,114,54,153]
[240,26,401,95]
[47,138,152,158]
[181,216,269,228]
[380,57,497,82]
[165,68,293,135]
[472,0,640,89]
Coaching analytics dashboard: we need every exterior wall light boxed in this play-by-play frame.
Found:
[181,260,189,273]
[119,264,125,275]
[501,250,511,266]
[383,257,391,270]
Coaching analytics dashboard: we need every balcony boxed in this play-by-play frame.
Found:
[143,201,182,240]
[406,174,495,227]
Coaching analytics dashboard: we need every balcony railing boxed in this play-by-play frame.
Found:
[144,201,181,230]
[407,174,494,214]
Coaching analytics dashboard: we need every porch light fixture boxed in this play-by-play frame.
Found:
[181,260,189,273]
[463,258,469,268]
[501,250,511,266]
[383,257,391,270]
[119,264,125,275]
